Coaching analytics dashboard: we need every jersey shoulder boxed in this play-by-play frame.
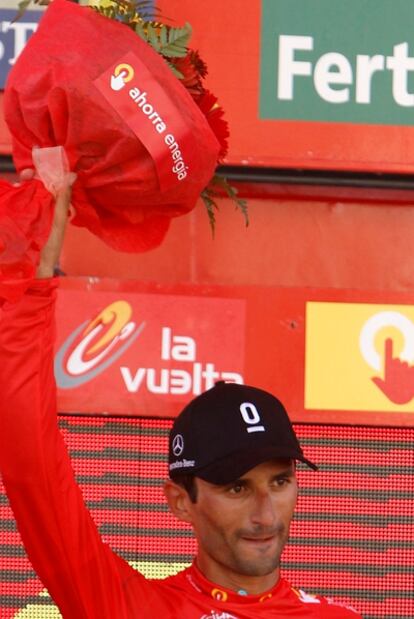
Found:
[292,587,362,618]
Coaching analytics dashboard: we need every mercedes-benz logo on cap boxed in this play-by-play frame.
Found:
[172,434,185,457]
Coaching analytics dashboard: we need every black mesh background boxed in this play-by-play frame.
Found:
[0,416,413,618]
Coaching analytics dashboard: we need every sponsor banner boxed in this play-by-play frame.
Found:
[306,302,414,412]
[260,0,414,126]
[56,281,245,417]
[154,0,414,173]
[0,8,41,88]
[94,52,191,190]
[54,279,414,426]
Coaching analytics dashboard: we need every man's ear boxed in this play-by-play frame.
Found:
[164,479,195,525]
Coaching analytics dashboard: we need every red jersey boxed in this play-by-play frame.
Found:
[0,280,362,619]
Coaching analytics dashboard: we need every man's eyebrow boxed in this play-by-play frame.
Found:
[236,467,296,484]
[272,467,296,479]
[225,478,248,486]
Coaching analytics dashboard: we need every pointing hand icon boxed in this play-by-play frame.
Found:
[371,338,414,404]
[111,72,127,91]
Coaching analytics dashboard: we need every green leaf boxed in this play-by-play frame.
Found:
[147,24,160,51]
[13,0,34,22]
[202,175,249,234]
[166,61,184,80]
[160,24,168,47]
[134,21,192,61]
[134,21,147,39]
[212,175,249,227]
[161,23,192,58]
[201,189,218,237]
[234,195,249,226]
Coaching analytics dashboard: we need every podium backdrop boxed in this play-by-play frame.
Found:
[0,416,412,618]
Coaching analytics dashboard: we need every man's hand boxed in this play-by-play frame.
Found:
[35,184,72,279]
[17,148,75,280]
[17,167,72,279]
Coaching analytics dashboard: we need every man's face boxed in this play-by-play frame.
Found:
[184,459,298,586]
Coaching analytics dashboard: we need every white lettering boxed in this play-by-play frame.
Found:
[278,35,313,100]
[386,42,414,107]
[240,402,265,433]
[314,52,352,103]
[171,334,196,361]
[146,368,169,394]
[355,54,385,104]
[201,611,238,619]
[142,102,153,115]
[121,363,244,396]
[161,327,171,361]
[164,134,189,181]
[155,121,166,134]
[1,21,37,65]
[277,35,414,109]
[202,363,221,390]
[192,362,202,395]
[129,87,140,99]
[221,372,243,384]
[161,326,203,364]
[120,367,146,392]
[126,86,187,175]
[170,369,192,394]
[169,458,195,471]
[128,87,167,131]
[122,328,243,396]
[135,90,147,106]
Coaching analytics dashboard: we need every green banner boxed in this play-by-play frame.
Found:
[260,0,414,125]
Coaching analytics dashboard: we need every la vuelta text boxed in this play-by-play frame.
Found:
[120,327,243,396]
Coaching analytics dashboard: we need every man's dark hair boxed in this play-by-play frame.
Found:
[173,474,198,503]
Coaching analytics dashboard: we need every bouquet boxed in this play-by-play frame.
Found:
[0,0,246,305]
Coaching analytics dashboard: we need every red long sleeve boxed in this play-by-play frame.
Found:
[0,280,135,618]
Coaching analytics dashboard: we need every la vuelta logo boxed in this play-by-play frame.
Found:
[360,311,414,404]
[55,301,144,389]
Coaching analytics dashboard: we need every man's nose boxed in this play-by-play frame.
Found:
[250,490,277,528]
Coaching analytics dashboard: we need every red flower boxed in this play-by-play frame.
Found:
[171,50,208,97]
[196,90,229,160]
[171,51,229,159]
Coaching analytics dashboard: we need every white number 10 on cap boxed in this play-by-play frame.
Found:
[239,402,265,433]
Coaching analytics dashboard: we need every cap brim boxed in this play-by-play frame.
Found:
[194,445,318,485]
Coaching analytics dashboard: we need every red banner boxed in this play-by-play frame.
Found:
[56,279,245,417]
[55,278,414,427]
[94,51,197,190]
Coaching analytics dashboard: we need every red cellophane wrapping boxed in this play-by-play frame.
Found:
[0,0,220,305]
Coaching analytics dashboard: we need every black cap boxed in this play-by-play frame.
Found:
[168,381,317,484]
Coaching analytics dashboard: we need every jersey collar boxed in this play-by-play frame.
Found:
[186,560,284,605]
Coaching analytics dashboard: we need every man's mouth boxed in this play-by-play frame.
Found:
[240,534,277,545]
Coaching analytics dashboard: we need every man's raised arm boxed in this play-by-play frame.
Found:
[0,184,136,617]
